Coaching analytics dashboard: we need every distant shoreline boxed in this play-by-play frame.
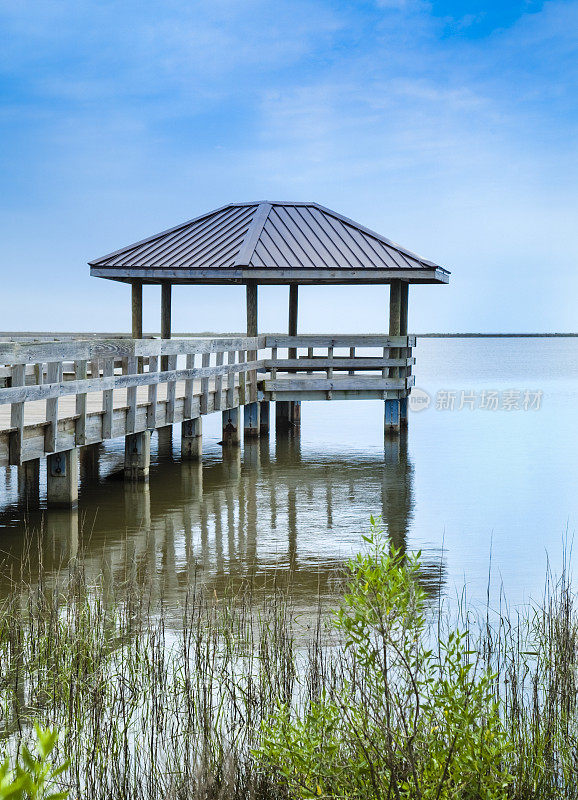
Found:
[0,331,576,340]
[418,333,578,338]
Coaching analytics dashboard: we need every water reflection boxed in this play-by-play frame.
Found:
[0,424,444,617]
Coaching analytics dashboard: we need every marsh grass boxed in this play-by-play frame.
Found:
[0,522,577,799]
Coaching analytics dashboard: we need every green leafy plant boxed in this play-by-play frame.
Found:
[255,517,513,798]
[0,725,69,800]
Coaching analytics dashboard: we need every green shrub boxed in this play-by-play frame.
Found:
[255,518,513,798]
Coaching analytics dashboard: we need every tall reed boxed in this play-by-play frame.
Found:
[0,521,577,799]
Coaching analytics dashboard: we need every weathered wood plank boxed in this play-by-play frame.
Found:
[165,354,177,423]
[74,359,88,445]
[214,351,224,410]
[183,353,195,419]
[327,346,334,379]
[9,363,26,464]
[102,359,114,440]
[126,356,138,433]
[147,355,159,429]
[265,335,415,348]
[0,336,265,364]
[226,351,235,408]
[262,358,418,370]
[261,377,413,391]
[238,350,246,405]
[200,353,210,414]
[0,359,265,405]
[45,361,62,452]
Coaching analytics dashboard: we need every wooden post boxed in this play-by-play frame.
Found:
[385,280,402,435]
[124,430,151,482]
[399,282,409,428]
[132,279,143,339]
[161,282,171,371]
[288,284,298,357]
[245,281,260,438]
[276,401,292,432]
[47,449,79,508]
[259,400,270,435]
[288,283,301,425]
[244,402,260,438]
[246,281,258,337]
[182,418,202,460]
[222,408,240,446]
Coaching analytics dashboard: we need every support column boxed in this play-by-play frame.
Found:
[181,418,202,460]
[259,401,270,435]
[221,408,240,446]
[124,430,151,482]
[161,282,171,371]
[244,402,260,438]
[288,283,301,424]
[46,509,79,561]
[132,279,143,339]
[276,400,292,432]
[47,449,79,508]
[385,280,402,436]
[399,282,409,428]
[246,281,258,337]
[245,281,260,437]
[18,458,40,502]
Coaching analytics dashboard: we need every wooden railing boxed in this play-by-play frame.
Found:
[0,334,415,463]
[262,335,415,395]
[0,337,263,464]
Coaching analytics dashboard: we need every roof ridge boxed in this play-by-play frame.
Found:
[233,202,272,267]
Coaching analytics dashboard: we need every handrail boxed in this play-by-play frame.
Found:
[0,334,415,464]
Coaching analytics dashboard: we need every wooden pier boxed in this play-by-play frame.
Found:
[0,200,449,506]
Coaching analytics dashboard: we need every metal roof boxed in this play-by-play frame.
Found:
[89,201,450,284]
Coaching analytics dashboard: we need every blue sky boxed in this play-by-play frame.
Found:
[0,0,576,333]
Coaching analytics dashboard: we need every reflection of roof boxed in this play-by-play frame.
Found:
[90,201,450,285]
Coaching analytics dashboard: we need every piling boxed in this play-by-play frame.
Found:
[244,402,260,438]
[222,408,240,445]
[124,430,151,482]
[181,418,202,460]
[47,449,79,508]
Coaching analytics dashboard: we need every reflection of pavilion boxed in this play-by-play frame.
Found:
[0,427,443,608]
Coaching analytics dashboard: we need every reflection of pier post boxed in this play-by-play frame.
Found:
[381,430,413,552]
[162,514,177,597]
[223,448,241,569]
[274,426,301,464]
[123,482,151,532]
[288,487,297,571]
[213,491,224,576]
[245,456,258,577]
[45,509,79,564]
[244,440,261,471]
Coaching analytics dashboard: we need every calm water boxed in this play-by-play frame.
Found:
[0,337,576,618]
